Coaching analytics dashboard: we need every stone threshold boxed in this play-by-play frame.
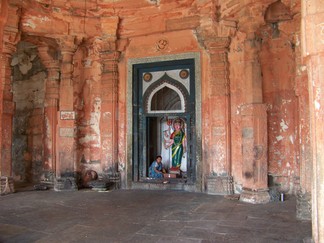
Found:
[131,179,198,192]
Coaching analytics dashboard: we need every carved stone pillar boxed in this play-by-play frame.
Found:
[100,43,120,174]
[302,0,324,240]
[38,46,60,184]
[81,38,103,165]
[239,32,270,204]
[204,37,233,195]
[99,16,120,177]
[54,36,79,191]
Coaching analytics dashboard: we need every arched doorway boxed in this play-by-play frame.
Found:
[132,58,197,184]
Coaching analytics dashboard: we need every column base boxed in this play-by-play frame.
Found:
[40,171,55,186]
[0,176,15,195]
[54,176,78,191]
[240,188,270,204]
[296,190,311,220]
[205,175,234,195]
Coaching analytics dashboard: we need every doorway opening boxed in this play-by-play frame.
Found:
[132,58,196,183]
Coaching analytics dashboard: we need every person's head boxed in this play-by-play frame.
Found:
[173,119,182,131]
[156,155,162,163]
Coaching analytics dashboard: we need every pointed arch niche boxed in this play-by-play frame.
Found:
[127,53,201,191]
[144,75,189,114]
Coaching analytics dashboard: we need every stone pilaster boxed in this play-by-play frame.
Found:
[301,1,324,241]
[0,43,16,178]
[54,36,79,191]
[99,16,120,177]
[294,32,312,220]
[37,45,60,184]
[80,37,104,165]
[0,3,20,195]
[204,37,233,195]
[100,43,120,174]
[239,30,269,204]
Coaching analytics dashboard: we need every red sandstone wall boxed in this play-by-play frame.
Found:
[0,0,312,195]
[260,24,298,193]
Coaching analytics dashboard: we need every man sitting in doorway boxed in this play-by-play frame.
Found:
[149,155,165,179]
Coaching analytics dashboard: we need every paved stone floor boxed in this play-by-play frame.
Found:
[0,188,311,243]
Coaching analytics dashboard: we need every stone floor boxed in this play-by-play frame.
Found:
[0,187,312,243]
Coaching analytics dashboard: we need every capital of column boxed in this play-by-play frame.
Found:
[56,36,80,59]
[206,37,231,54]
[2,19,20,55]
[100,50,120,75]
[85,37,103,56]
[1,42,17,56]
[100,50,120,62]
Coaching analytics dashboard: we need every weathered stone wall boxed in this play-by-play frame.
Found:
[11,41,46,182]
[1,0,323,241]
[0,0,313,199]
[227,1,308,196]
[259,21,299,194]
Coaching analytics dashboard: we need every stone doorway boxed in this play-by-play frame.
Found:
[131,57,199,186]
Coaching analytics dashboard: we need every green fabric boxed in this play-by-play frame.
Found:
[171,131,185,168]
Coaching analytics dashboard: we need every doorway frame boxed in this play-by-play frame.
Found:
[126,52,202,191]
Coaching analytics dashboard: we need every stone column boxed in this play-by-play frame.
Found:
[54,36,79,191]
[0,3,19,194]
[301,0,324,241]
[80,38,103,165]
[99,17,121,183]
[204,37,233,195]
[294,32,312,221]
[100,44,120,174]
[240,103,269,203]
[38,46,60,183]
[0,42,16,178]
[239,32,270,204]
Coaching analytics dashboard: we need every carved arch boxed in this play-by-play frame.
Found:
[143,74,189,114]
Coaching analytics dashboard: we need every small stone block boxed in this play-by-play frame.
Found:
[163,173,177,179]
